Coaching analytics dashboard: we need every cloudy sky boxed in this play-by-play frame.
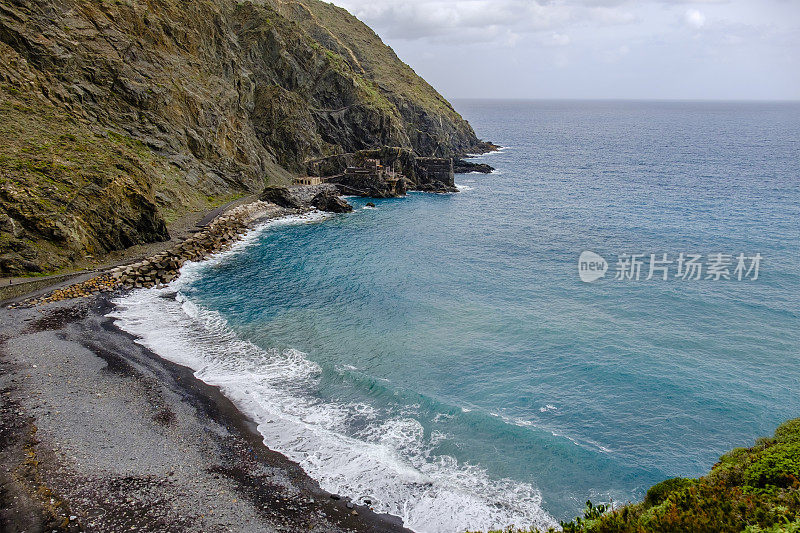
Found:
[330,0,800,100]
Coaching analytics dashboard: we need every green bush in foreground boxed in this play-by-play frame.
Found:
[468,418,800,533]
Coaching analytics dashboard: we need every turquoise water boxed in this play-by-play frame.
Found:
[114,101,800,531]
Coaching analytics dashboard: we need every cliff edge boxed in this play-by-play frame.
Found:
[0,0,486,275]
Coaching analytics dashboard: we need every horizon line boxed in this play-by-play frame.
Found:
[448,97,800,104]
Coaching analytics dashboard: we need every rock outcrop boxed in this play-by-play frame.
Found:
[453,159,495,174]
[260,184,350,210]
[415,158,457,193]
[0,0,489,275]
[311,190,354,213]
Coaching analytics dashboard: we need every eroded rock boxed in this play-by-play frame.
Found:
[311,190,353,213]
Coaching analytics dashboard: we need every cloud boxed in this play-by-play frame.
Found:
[332,0,650,47]
[328,0,799,100]
[547,32,572,46]
[332,0,632,42]
[587,6,638,25]
[600,44,631,63]
[658,0,726,3]
[684,8,706,28]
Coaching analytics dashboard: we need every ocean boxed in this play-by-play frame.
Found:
[111,100,800,532]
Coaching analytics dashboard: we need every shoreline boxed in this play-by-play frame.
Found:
[0,294,411,532]
[0,201,414,532]
[4,201,296,308]
[107,197,560,533]
[0,184,506,532]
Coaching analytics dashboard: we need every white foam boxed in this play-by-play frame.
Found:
[200,210,332,266]
[497,412,612,456]
[464,146,510,158]
[109,212,557,533]
[454,183,474,191]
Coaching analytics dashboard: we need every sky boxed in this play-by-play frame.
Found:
[329,0,800,100]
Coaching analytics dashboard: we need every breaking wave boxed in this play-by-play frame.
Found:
[110,216,556,533]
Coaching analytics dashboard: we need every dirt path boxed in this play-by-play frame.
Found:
[0,195,259,304]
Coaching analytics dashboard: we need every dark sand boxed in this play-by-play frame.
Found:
[0,296,410,532]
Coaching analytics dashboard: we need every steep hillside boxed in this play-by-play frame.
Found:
[275,0,480,158]
[0,0,484,275]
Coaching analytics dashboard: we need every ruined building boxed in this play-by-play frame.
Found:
[328,159,407,198]
[292,176,324,186]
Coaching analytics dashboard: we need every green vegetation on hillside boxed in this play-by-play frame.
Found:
[0,81,159,273]
[469,419,800,533]
[0,0,482,275]
[0,72,241,275]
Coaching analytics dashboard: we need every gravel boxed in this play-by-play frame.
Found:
[0,297,409,533]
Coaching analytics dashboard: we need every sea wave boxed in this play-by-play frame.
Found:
[109,215,557,533]
[464,146,510,158]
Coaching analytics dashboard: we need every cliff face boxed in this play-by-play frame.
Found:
[0,0,484,275]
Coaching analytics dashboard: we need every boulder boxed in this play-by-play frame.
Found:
[311,190,353,213]
[260,186,304,209]
[260,184,346,210]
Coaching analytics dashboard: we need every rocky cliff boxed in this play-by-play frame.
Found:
[0,0,486,275]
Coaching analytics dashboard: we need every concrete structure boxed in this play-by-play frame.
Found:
[343,159,399,181]
[329,159,407,198]
[292,176,324,186]
[305,150,457,193]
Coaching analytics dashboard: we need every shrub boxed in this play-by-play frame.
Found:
[776,419,800,444]
[744,443,800,492]
[645,477,697,507]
